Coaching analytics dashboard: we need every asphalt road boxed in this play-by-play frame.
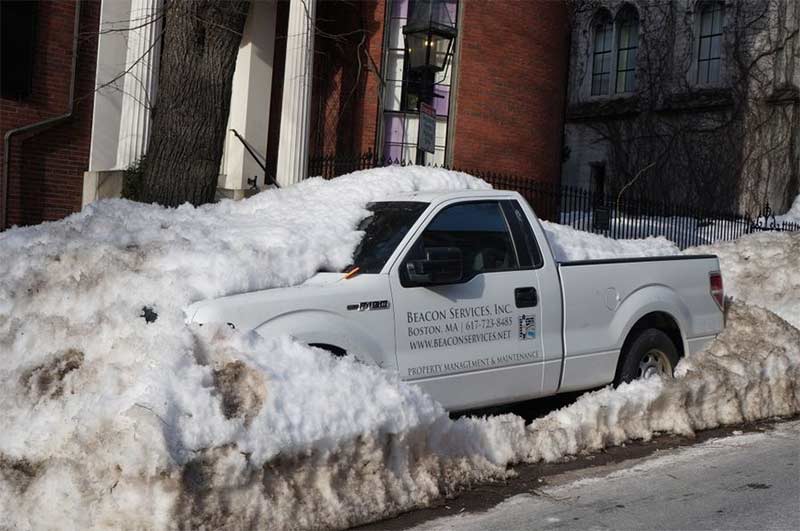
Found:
[367,419,800,531]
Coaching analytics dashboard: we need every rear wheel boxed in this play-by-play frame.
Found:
[615,328,679,385]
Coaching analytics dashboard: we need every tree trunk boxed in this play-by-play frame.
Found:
[141,0,249,206]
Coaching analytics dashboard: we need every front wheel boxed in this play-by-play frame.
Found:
[615,328,679,386]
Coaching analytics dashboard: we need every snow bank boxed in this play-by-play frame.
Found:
[0,167,492,529]
[776,194,800,223]
[687,232,800,328]
[1,167,798,530]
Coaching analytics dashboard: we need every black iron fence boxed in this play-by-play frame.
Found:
[309,152,800,249]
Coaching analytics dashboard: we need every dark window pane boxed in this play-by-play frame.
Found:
[1,1,38,99]
[710,35,721,58]
[601,53,612,72]
[712,5,722,33]
[618,49,629,69]
[350,202,428,273]
[414,202,518,275]
[699,37,711,60]
[502,200,543,269]
[708,58,720,82]
[616,71,626,94]
[626,70,636,92]
[618,24,630,48]
[591,77,602,95]
[593,53,604,73]
[699,60,710,83]
[701,10,712,35]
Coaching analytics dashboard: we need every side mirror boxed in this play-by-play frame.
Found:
[404,247,464,287]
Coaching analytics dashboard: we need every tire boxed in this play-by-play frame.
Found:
[615,328,679,386]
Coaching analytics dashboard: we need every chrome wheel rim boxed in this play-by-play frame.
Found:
[638,349,672,379]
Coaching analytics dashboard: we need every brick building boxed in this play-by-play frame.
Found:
[1,0,570,229]
[0,0,99,228]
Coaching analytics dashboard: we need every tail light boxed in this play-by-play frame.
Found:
[710,272,724,311]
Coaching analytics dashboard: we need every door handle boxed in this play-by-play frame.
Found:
[515,286,538,308]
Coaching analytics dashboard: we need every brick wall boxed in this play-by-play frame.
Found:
[308,0,385,158]
[452,0,569,184]
[0,0,99,228]
[355,0,386,154]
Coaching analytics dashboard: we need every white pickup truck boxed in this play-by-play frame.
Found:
[188,190,725,410]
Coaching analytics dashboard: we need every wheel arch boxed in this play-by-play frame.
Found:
[253,310,387,366]
[614,311,685,382]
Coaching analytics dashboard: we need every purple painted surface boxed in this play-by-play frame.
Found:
[384,143,402,160]
[433,85,450,115]
[392,0,408,18]
[384,114,404,144]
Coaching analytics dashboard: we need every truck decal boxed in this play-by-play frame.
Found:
[407,351,541,379]
[519,315,537,340]
[347,300,390,311]
[405,303,517,350]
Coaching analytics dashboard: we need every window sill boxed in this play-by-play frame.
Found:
[659,87,734,112]
[566,95,641,120]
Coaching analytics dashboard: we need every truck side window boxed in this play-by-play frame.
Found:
[406,201,518,276]
[502,200,544,269]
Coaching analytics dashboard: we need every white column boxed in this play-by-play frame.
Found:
[115,0,162,169]
[276,0,316,186]
[220,0,277,194]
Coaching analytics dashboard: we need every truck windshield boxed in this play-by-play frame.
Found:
[347,201,428,274]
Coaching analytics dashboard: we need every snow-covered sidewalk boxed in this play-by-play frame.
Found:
[1,168,798,530]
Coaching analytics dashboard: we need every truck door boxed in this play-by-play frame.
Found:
[389,199,547,410]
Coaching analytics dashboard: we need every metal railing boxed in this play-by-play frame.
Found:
[309,152,800,249]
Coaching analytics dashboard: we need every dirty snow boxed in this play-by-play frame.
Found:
[1,167,798,530]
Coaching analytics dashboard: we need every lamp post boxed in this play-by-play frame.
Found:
[402,0,457,165]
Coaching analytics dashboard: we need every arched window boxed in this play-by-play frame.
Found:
[591,11,613,96]
[615,7,639,93]
[697,2,723,84]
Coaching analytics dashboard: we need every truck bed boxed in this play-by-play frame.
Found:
[555,254,724,392]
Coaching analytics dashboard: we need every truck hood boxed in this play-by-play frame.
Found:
[185,272,387,331]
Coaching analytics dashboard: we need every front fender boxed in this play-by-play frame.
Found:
[610,284,690,353]
[253,310,393,369]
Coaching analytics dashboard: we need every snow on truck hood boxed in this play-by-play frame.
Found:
[185,271,358,328]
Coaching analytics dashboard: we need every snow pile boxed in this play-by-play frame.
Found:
[687,231,800,328]
[776,194,800,224]
[503,302,799,462]
[0,167,494,529]
[541,220,678,261]
[1,167,798,530]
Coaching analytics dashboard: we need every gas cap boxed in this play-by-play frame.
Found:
[605,288,620,311]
